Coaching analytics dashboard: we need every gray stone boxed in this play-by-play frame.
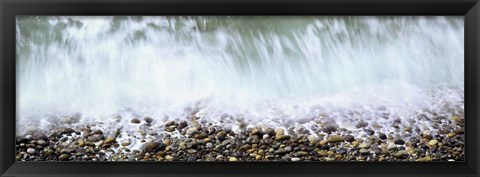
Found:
[27,148,35,154]
[359,149,370,155]
[322,125,338,134]
[144,117,153,124]
[291,157,301,161]
[143,142,160,152]
[356,121,369,128]
[131,118,141,124]
[344,135,355,142]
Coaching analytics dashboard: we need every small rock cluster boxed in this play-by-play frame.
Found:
[15,112,465,162]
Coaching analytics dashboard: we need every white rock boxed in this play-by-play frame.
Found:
[27,148,35,154]
[291,157,301,161]
[262,134,270,139]
[195,109,208,118]
[307,135,319,144]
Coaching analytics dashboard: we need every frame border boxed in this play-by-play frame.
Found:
[1,0,479,177]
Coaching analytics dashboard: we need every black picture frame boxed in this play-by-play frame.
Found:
[1,0,479,176]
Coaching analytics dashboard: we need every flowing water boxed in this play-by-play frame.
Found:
[16,16,464,137]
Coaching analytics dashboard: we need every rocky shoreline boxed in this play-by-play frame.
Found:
[16,110,465,162]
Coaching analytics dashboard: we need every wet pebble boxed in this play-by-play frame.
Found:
[344,135,355,142]
[322,125,338,134]
[379,133,387,140]
[27,148,35,154]
[394,139,405,145]
[131,119,141,124]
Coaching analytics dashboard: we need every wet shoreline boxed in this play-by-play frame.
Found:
[16,109,465,162]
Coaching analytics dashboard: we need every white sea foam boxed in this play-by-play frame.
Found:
[16,16,464,136]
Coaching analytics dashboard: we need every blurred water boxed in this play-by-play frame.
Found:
[16,16,464,133]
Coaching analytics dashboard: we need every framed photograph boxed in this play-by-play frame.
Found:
[1,0,479,176]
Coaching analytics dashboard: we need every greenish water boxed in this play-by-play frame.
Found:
[16,16,464,132]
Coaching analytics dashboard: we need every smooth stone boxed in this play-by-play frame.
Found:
[359,149,370,155]
[147,131,158,136]
[178,121,188,129]
[239,144,252,152]
[162,139,172,146]
[121,142,131,146]
[374,148,382,155]
[453,129,465,135]
[438,129,449,134]
[87,135,100,142]
[356,121,369,128]
[186,128,198,136]
[428,139,438,146]
[394,150,409,159]
[105,137,115,144]
[275,135,291,141]
[251,128,261,135]
[394,139,405,145]
[27,148,35,154]
[358,143,371,149]
[264,128,276,137]
[295,151,309,156]
[143,142,160,152]
[379,133,387,140]
[307,135,320,144]
[447,132,457,138]
[322,125,338,134]
[291,157,301,161]
[246,136,260,144]
[387,143,397,151]
[275,128,285,137]
[327,151,334,156]
[165,127,176,132]
[351,141,359,147]
[206,142,213,148]
[93,130,103,135]
[60,128,76,134]
[365,129,375,136]
[423,134,433,140]
[344,135,355,142]
[327,135,344,143]
[165,155,174,161]
[262,134,270,140]
[165,121,176,127]
[451,116,461,122]
[216,132,227,141]
[228,157,238,161]
[78,140,85,147]
[37,140,48,146]
[58,154,70,161]
[131,119,141,124]
[317,150,328,156]
[43,149,54,156]
[265,155,275,160]
[144,117,153,124]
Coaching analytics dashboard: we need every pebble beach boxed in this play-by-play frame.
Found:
[15,16,465,162]
[16,104,465,162]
